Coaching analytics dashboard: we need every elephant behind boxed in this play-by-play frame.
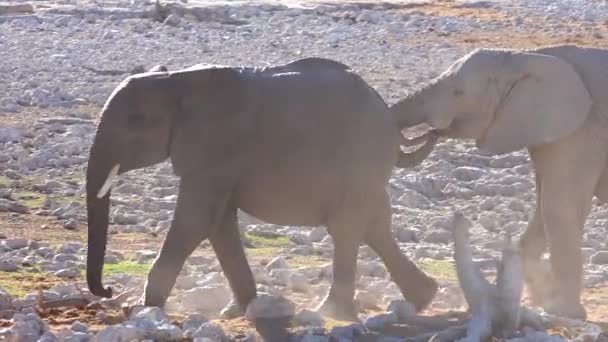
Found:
[391,44,608,319]
[85,57,438,320]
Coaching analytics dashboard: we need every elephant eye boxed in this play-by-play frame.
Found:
[453,89,464,97]
[127,113,146,128]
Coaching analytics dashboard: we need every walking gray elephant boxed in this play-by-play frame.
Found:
[86,57,438,320]
[392,44,608,319]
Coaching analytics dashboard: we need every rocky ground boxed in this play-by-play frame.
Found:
[1,0,608,341]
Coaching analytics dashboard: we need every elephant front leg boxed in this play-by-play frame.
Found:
[143,178,231,308]
[534,153,598,320]
[542,201,587,320]
[519,209,552,308]
[210,208,257,319]
[519,173,552,307]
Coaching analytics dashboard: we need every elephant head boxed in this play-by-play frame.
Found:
[86,65,241,298]
[393,48,593,155]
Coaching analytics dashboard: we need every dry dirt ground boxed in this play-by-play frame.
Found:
[2,0,608,339]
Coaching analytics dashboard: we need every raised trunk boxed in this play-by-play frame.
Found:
[85,132,117,298]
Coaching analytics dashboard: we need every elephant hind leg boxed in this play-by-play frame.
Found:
[315,193,373,321]
[363,192,437,311]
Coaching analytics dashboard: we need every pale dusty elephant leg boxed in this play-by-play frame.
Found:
[316,205,367,321]
[364,191,437,311]
[531,127,606,320]
[519,172,550,307]
[143,179,230,308]
[210,207,257,318]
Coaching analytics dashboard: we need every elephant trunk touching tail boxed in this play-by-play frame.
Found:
[85,127,117,298]
[391,92,428,128]
[391,85,442,168]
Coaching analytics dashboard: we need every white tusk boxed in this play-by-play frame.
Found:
[97,164,120,199]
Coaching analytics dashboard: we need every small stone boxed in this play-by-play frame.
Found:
[136,250,157,264]
[387,300,417,321]
[330,323,367,340]
[288,272,310,293]
[270,269,291,286]
[288,232,310,245]
[104,254,122,264]
[182,313,208,332]
[423,230,451,244]
[0,127,21,143]
[293,309,324,327]
[0,260,19,272]
[266,256,288,270]
[394,228,417,243]
[191,323,226,340]
[364,312,398,331]
[591,251,608,265]
[308,227,327,242]
[164,14,181,26]
[64,219,79,230]
[300,334,330,342]
[54,268,79,278]
[245,293,295,320]
[71,320,89,333]
[95,326,139,342]
[0,287,12,310]
[130,306,169,322]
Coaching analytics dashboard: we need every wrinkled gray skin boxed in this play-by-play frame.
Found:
[392,45,608,320]
[86,57,438,320]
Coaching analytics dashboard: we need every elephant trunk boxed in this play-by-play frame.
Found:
[391,90,429,128]
[86,128,119,298]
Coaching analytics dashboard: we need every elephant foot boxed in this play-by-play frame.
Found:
[545,299,587,320]
[141,285,169,309]
[315,297,359,322]
[404,274,438,312]
[220,300,246,319]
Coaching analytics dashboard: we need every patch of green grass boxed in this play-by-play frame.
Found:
[54,194,80,205]
[0,268,64,298]
[13,191,47,208]
[245,233,293,248]
[104,261,151,276]
[288,255,328,268]
[419,259,457,282]
[323,316,353,331]
[244,233,294,257]
[245,246,284,257]
[0,175,10,187]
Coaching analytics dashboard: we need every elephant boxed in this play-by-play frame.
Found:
[391,44,608,319]
[85,57,439,320]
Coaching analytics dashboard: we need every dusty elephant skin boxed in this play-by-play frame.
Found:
[86,57,438,320]
[392,44,608,320]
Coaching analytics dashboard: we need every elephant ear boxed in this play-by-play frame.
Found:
[169,67,247,176]
[476,52,592,155]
